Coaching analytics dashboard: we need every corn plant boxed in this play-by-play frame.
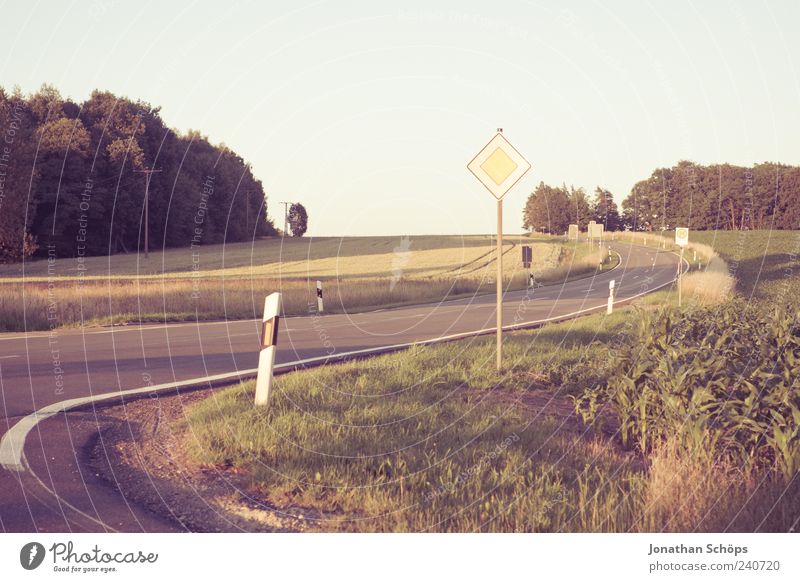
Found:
[576,300,800,479]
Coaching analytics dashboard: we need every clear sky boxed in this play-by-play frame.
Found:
[2,0,798,236]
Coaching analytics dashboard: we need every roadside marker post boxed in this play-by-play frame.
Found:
[468,130,531,371]
[316,280,324,312]
[254,292,281,407]
[607,279,615,315]
[675,227,689,307]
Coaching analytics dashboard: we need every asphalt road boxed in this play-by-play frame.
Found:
[0,242,680,532]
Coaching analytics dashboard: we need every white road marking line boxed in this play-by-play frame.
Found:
[0,355,20,359]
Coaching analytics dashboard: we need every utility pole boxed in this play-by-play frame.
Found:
[280,201,291,237]
[135,167,161,259]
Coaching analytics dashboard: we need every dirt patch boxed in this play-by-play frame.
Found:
[89,390,333,532]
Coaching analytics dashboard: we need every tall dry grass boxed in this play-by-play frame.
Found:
[638,437,798,531]
[613,231,734,304]
[0,240,617,331]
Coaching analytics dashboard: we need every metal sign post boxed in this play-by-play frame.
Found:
[674,228,689,308]
[468,130,531,371]
[254,292,282,406]
[316,280,324,312]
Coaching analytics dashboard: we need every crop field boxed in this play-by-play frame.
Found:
[0,234,540,281]
[0,234,616,331]
[176,229,800,532]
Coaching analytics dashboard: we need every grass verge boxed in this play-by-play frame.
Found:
[181,302,797,532]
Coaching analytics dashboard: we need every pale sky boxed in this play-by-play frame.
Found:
[2,0,798,236]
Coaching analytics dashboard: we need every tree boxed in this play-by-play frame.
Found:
[567,185,592,229]
[592,187,621,231]
[0,83,275,262]
[287,202,308,237]
[522,182,570,234]
[0,88,40,262]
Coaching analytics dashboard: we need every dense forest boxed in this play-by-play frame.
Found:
[0,85,274,263]
[523,161,800,234]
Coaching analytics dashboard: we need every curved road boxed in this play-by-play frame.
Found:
[0,242,680,532]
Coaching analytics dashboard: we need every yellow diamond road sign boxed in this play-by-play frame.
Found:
[468,133,531,200]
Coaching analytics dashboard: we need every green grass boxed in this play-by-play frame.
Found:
[184,313,639,532]
[180,231,800,531]
[184,306,797,532]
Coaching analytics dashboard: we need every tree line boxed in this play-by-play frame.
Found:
[522,183,620,234]
[522,161,800,233]
[0,84,278,263]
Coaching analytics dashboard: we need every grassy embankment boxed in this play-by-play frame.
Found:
[0,234,615,332]
[182,230,800,532]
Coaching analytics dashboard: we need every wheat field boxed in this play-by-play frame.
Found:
[0,234,610,331]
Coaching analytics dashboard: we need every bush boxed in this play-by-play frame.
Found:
[576,300,800,478]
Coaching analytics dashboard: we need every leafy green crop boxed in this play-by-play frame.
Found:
[577,300,800,478]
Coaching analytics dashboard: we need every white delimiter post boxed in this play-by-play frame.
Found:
[678,248,684,308]
[254,292,281,407]
[316,280,324,312]
[496,199,503,371]
[607,279,615,314]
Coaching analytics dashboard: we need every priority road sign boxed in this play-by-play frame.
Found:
[468,131,531,372]
[675,227,689,247]
[467,132,531,200]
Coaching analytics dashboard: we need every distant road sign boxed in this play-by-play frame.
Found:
[467,133,531,200]
[521,245,532,268]
[675,227,689,247]
[568,224,578,240]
